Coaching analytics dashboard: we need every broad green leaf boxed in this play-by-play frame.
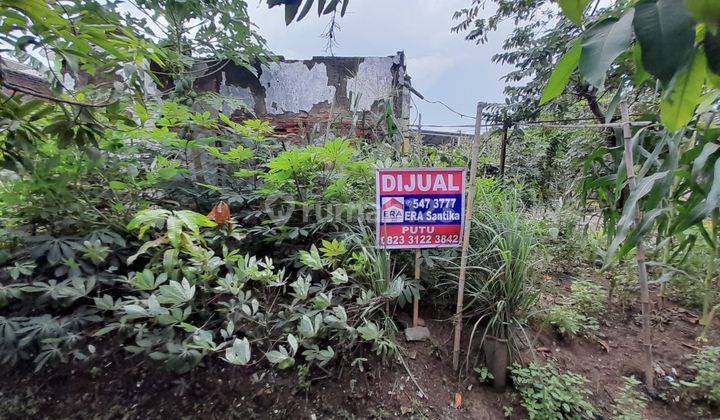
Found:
[123,304,150,319]
[93,325,119,337]
[692,142,720,180]
[558,0,591,24]
[224,338,251,365]
[634,0,696,84]
[290,275,311,300]
[157,279,196,305]
[296,0,315,21]
[705,29,720,76]
[684,0,720,24]
[284,1,301,25]
[633,43,651,86]
[357,321,382,341]
[126,237,167,265]
[579,11,635,88]
[175,210,216,233]
[266,348,295,369]
[540,39,582,105]
[298,314,316,338]
[330,268,349,285]
[313,292,332,310]
[108,181,127,190]
[166,215,182,248]
[676,158,720,232]
[606,171,670,263]
[299,245,326,270]
[710,71,720,88]
[287,334,299,355]
[660,50,706,132]
[323,0,341,15]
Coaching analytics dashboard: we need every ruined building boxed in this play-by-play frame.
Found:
[2,52,413,141]
[194,52,411,141]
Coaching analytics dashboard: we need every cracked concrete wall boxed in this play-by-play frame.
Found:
[194,52,409,137]
[259,61,336,115]
[346,57,394,112]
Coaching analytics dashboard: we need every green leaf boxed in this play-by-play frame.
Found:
[660,49,706,132]
[606,171,670,262]
[298,314,316,338]
[684,0,720,24]
[692,142,720,181]
[579,11,635,88]
[175,210,216,234]
[108,181,128,190]
[705,29,720,76]
[166,215,182,248]
[290,275,311,300]
[296,0,314,21]
[323,0,341,15]
[330,268,349,285]
[558,0,591,25]
[224,338,251,365]
[710,71,720,89]
[266,347,295,369]
[157,279,196,305]
[633,0,696,84]
[357,321,382,341]
[540,39,582,105]
[319,239,346,258]
[299,245,326,270]
[633,43,651,86]
[284,1,301,25]
[675,158,720,232]
[287,333,299,355]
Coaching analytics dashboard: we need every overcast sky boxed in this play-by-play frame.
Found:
[247,0,511,132]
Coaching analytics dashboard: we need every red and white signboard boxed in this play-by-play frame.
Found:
[376,168,466,249]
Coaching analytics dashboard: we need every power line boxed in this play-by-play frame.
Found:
[406,84,651,129]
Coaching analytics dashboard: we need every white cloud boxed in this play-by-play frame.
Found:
[407,55,458,90]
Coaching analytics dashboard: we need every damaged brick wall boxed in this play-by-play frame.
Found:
[194,52,410,140]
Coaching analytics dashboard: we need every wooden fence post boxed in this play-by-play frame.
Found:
[620,102,655,392]
[499,109,508,178]
[452,102,483,371]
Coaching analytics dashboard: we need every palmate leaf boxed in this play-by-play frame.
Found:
[299,245,326,270]
[633,0,696,84]
[540,39,582,105]
[558,0,591,24]
[578,11,635,89]
[660,49,706,132]
[224,337,251,365]
[157,279,196,305]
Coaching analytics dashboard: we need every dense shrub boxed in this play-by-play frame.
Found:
[510,362,596,419]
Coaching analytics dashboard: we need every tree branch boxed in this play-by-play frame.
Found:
[0,80,118,108]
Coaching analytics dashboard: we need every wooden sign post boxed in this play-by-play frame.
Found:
[413,248,421,326]
[452,102,483,371]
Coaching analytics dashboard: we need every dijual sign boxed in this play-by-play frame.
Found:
[375,168,466,249]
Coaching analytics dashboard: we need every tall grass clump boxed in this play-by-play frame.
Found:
[462,180,538,384]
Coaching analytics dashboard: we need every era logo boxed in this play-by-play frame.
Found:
[381,197,404,223]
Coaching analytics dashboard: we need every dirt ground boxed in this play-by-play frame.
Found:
[1,268,719,419]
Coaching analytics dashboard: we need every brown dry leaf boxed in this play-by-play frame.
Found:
[454,392,462,409]
[535,347,551,353]
[597,340,610,353]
